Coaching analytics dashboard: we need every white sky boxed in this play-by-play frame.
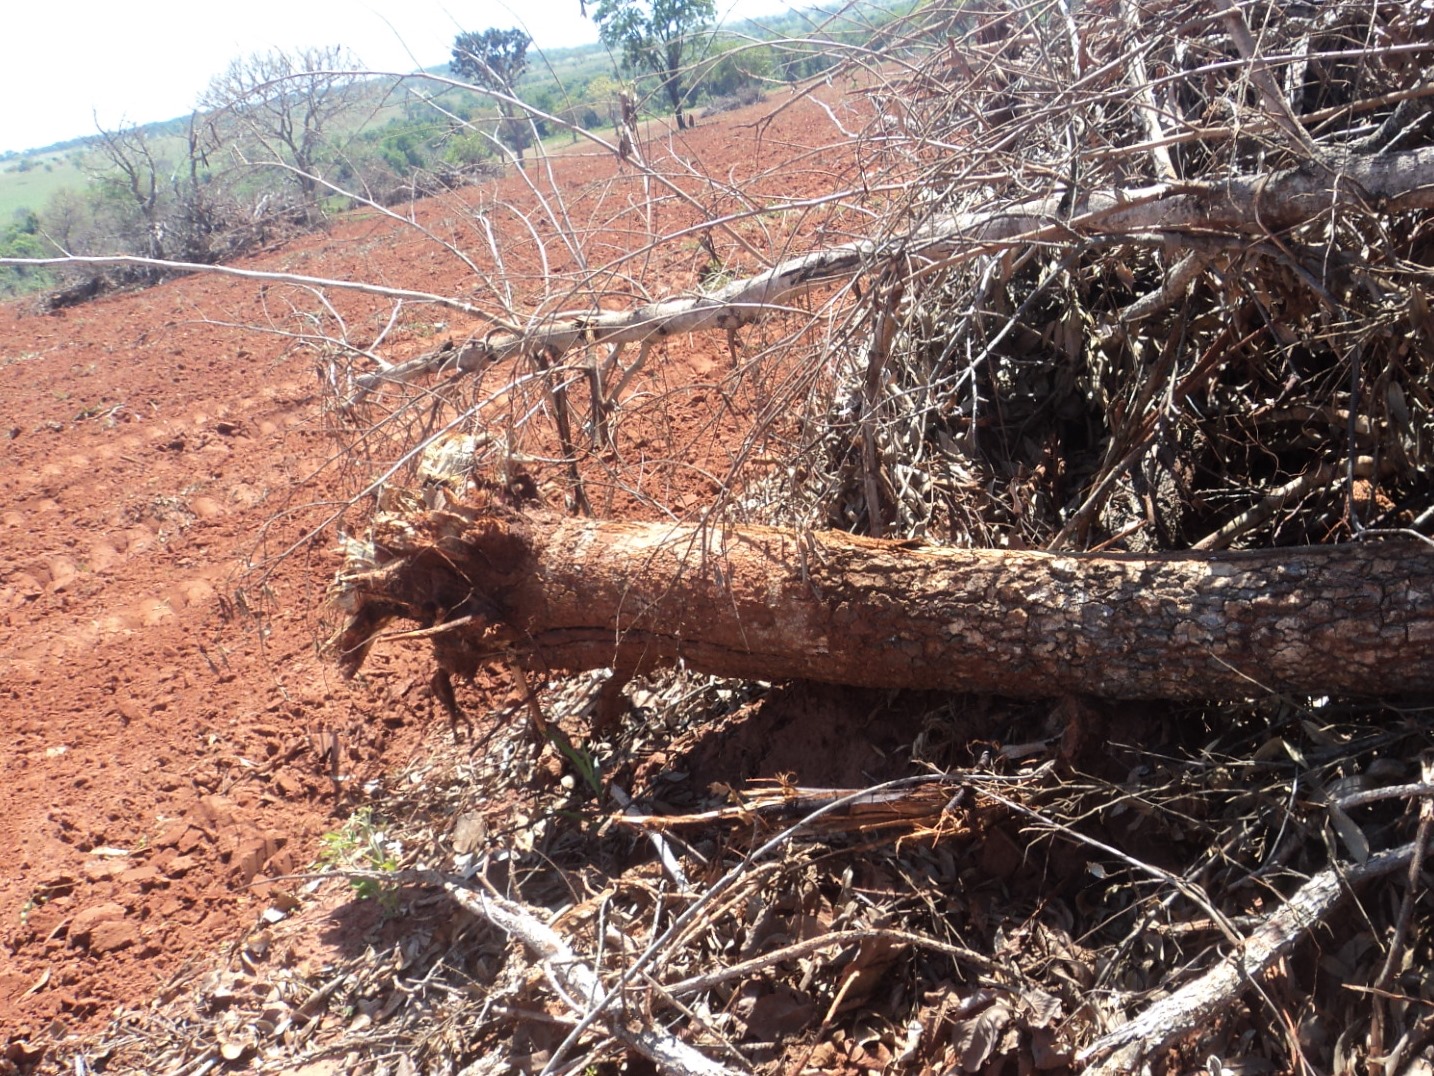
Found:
[3,0,796,155]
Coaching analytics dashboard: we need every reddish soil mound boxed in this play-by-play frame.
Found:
[0,93,861,1051]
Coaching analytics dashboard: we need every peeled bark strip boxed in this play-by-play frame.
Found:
[333,507,1434,699]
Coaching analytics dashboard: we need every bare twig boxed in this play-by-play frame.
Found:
[313,142,1434,394]
[1211,0,1320,158]
[443,880,736,1076]
[0,253,512,324]
[1369,760,1434,1074]
[537,776,957,1076]
[1080,839,1431,1071]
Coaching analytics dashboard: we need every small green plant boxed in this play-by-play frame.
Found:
[544,724,603,798]
[317,807,402,911]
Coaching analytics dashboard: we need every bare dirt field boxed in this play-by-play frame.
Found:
[0,90,867,1057]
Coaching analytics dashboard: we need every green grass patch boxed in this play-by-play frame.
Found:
[0,152,88,218]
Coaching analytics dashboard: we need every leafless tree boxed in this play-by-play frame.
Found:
[200,45,365,218]
[91,121,166,264]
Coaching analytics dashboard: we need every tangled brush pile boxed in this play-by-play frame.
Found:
[798,0,1434,555]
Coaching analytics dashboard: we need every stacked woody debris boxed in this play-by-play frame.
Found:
[794,0,1434,553]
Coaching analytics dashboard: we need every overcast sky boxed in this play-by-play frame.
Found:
[3,0,794,155]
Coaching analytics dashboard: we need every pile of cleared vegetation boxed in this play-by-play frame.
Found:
[52,0,1434,1072]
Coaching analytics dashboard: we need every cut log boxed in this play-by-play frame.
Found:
[331,505,1434,700]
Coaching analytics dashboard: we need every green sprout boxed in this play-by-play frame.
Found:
[317,807,401,911]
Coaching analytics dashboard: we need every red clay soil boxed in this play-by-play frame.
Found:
[0,92,867,1051]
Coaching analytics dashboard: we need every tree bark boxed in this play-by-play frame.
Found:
[332,507,1434,700]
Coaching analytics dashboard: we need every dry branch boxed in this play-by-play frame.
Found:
[442,881,734,1076]
[359,142,1434,394]
[0,253,506,322]
[1079,838,1431,1073]
[333,506,1434,699]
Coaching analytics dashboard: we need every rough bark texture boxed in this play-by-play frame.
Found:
[333,507,1434,699]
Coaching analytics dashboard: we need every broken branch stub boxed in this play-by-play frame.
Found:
[332,505,1434,700]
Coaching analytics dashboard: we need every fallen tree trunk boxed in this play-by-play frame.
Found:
[332,506,1434,699]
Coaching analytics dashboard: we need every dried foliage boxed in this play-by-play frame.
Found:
[314,0,1434,557]
[57,681,1434,1075]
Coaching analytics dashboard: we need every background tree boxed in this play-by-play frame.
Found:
[700,40,773,103]
[450,28,535,160]
[200,46,363,217]
[91,122,167,267]
[0,209,54,297]
[592,0,716,130]
[167,113,238,265]
[24,123,180,297]
[32,114,248,297]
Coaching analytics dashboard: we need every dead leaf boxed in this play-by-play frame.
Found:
[742,984,818,1040]
[1032,1026,1074,1070]
[1021,987,1063,1028]
[952,998,1012,1071]
[828,935,907,1018]
[452,812,488,854]
[1327,803,1370,865]
[22,967,51,997]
